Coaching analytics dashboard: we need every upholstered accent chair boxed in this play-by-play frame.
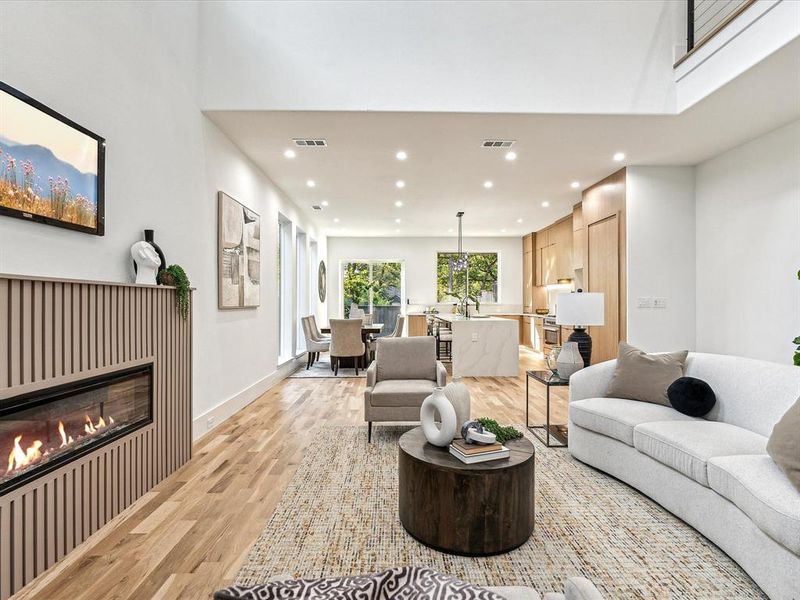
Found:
[368,314,405,362]
[364,336,446,442]
[330,319,366,375]
[301,316,330,369]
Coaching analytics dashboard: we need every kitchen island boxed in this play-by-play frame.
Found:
[433,314,519,377]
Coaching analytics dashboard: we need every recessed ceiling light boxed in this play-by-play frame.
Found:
[283,149,296,159]
[394,200,403,207]
[505,151,517,161]
[541,201,550,208]
[395,218,401,224]
[321,200,329,207]
[306,179,316,188]
[516,218,523,223]
[396,150,407,161]
[613,152,625,162]
[395,228,401,233]
[395,180,405,189]
[483,180,493,189]
[501,228,507,233]
[448,228,454,233]
[571,181,580,189]
[333,217,340,223]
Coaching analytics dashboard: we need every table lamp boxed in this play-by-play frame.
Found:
[556,291,605,367]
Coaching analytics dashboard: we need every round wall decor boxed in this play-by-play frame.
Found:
[318,260,327,302]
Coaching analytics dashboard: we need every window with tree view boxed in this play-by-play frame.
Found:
[437,252,498,303]
[342,261,403,336]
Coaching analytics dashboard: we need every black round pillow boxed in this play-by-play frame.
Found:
[668,377,716,417]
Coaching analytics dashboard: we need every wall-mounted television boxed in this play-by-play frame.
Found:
[0,81,105,236]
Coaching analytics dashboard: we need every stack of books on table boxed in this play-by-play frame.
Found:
[449,439,510,464]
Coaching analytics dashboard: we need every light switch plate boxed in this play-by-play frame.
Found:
[637,297,654,309]
[653,297,667,309]
[471,333,478,342]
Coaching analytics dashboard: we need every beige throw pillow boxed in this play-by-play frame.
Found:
[605,342,689,406]
[767,397,800,493]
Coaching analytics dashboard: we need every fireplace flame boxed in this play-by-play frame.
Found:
[4,414,115,477]
[6,435,43,474]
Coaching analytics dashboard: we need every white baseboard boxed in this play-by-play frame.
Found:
[192,357,303,441]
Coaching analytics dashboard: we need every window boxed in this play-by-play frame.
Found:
[436,252,498,303]
[295,229,308,353]
[341,260,404,336]
[278,214,293,362]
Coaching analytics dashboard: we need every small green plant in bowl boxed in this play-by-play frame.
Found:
[157,264,191,320]
[477,418,523,445]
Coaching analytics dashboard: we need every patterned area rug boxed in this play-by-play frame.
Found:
[235,426,765,599]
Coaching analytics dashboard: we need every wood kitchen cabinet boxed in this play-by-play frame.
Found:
[522,233,534,312]
[572,203,585,271]
[534,318,544,353]
[522,316,533,347]
[535,216,573,285]
[407,314,428,337]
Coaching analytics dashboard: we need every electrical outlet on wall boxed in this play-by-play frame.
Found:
[471,333,478,342]
[653,297,667,309]
[207,416,215,430]
[637,297,654,309]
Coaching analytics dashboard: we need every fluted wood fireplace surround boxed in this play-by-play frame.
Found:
[0,274,192,599]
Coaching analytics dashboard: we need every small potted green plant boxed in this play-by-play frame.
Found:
[157,264,191,320]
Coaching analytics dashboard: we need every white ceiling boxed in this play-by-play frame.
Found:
[206,38,800,238]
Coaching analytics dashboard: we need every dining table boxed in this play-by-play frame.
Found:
[320,323,384,366]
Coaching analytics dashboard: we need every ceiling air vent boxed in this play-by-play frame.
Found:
[481,139,516,148]
[293,138,328,147]
[311,205,323,211]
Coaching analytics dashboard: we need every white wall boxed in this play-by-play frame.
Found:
[696,120,800,364]
[326,236,522,318]
[200,0,683,115]
[626,167,697,352]
[0,1,326,438]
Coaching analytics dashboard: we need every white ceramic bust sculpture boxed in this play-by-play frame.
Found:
[131,241,160,285]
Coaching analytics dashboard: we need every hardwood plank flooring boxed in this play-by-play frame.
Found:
[11,347,566,600]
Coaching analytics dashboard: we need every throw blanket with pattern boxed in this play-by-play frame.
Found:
[214,566,506,600]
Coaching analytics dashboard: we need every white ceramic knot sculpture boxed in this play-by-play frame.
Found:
[420,387,457,447]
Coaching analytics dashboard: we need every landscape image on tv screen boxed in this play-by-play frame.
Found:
[0,84,103,234]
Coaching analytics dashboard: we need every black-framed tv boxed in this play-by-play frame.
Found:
[0,81,105,236]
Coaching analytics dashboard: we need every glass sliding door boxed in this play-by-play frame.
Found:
[341,260,404,336]
[370,261,403,336]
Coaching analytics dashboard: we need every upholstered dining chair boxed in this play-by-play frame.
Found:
[301,316,330,369]
[308,315,329,342]
[348,303,365,319]
[329,319,366,376]
[367,314,404,362]
[364,336,446,442]
[362,313,374,326]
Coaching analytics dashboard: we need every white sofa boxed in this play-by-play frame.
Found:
[568,353,800,600]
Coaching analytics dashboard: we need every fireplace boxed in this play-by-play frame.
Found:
[0,365,153,496]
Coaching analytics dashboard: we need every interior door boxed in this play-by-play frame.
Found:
[587,215,619,364]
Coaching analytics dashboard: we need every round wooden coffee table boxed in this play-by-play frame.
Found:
[398,427,535,556]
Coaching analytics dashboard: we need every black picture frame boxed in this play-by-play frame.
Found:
[0,81,106,236]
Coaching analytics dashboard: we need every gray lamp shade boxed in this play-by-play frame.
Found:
[556,292,605,327]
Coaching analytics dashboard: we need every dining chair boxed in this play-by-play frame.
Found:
[329,319,366,376]
[367,315,405,362]
[308,315,330,342]
[362,313,374,326]
[348,304,365,319]
[301,316,330,369]
[435,320,453,361]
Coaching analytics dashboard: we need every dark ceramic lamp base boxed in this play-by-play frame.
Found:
[567,328,593,367]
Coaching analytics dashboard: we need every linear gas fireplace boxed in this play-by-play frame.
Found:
[0,365,153,495]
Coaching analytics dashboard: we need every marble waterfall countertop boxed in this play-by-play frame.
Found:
[432,314,519,377]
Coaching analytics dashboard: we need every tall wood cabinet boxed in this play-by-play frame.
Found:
[535,216,573,286]
[523,233,534,313]
[581,168,627,364]
[572,203,584,271]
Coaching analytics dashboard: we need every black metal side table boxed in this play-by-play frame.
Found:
[525,370,569,448]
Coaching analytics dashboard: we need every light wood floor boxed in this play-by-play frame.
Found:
[12,348,567,600]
